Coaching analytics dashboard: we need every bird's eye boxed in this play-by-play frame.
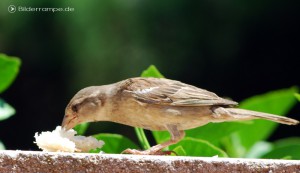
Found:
[71,104,80,113]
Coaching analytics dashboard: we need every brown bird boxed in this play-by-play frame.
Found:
[61,77,299,155]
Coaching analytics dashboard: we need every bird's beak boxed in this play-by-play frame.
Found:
[61,115,77,130]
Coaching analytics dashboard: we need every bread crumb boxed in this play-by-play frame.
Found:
[34,126,104,152]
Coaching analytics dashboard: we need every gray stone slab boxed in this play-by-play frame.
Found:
[0,150,300,173]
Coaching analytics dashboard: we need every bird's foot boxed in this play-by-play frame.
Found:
[121,148,176,155]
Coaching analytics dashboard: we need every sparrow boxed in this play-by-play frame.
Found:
[61,77,299,155]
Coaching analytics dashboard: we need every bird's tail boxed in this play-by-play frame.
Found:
[222,108,299,125]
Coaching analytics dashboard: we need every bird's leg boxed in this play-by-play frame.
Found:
[122,125,185,155]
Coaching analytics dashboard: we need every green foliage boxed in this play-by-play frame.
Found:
[82,65,299,158]
[0,98,15,121]
[172,145,186,156]
[134,127,150,150]
[0,53,21,149]
[92,133,139,154]
[0,54,21,94]
[225,87,298,157]
[169,137,228,157]
[261,138,300,159]
[74,122,90,135]
[0,54,21,121]
[141,65,164,78]
[295,93,300,102]
[244,141,273,158]
[0,141,5,150]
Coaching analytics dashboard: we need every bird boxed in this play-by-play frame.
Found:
[61,77,299,155]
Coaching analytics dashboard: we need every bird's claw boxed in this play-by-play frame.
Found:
[121,148,176,155]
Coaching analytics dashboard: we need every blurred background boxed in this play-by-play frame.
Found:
[0,0,299,150]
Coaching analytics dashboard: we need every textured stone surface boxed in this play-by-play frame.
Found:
[0,150,300,173]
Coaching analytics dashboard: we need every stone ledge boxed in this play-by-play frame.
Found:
[0,150,299,173]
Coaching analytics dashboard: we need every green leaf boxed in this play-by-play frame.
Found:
[172,145,187,156]
[73,122,90,135]
[153,121,246,148]
[134,127,150,150]
[245,141,273,158]
[141,65,164,78]
[261,138,300,159]
[221,132,248,158]
[230,87,298,157]
[169,137,228,157]
[280,156,292,160]
[0,141,5,150]
[152,131,171,144]
[0,98,15,121]
[295,93,300,102]
[0,54,21,93]
[93,133,139,154]
[187,122,247,145]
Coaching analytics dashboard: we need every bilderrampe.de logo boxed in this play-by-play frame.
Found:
[8,5,75,13]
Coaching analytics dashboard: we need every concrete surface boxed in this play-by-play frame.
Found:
[0,150,300,173]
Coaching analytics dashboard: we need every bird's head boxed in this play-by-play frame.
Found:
[62,86,109,130]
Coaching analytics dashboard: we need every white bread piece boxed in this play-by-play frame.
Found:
[34,126,104,152]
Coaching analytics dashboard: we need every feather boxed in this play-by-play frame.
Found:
[225,108,299,125]
[123,77,238,106]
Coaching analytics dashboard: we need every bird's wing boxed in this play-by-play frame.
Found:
[123,77,238,106]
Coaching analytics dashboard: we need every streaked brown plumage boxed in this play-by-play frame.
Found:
[62,77,299,155]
